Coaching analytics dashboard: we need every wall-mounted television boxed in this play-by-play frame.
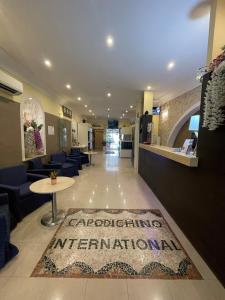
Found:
[189,115,200,131]
[108,119,118,129]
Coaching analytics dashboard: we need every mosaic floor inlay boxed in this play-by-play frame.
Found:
[31,209,202,279]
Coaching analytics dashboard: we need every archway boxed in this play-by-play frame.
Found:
[167,102,200,147]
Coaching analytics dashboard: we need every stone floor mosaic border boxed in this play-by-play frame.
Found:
[31,208,202,279]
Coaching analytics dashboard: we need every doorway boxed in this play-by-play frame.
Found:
[105,129,120,151]
[94,129,104,150]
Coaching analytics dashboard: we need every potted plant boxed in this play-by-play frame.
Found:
[50,170,58,185]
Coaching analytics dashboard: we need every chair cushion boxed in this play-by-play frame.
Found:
[18,182,32,198]
[0,165,27,186]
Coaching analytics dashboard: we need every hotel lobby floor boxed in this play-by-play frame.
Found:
[0,153,224,299]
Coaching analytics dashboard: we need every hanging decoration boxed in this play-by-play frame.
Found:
[202,46,225,131]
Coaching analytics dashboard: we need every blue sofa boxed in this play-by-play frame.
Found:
[0,165,50,223]
[70,148,89,165]
[50,152,79,177]
[28,157,62,176]
[0,193,19,269]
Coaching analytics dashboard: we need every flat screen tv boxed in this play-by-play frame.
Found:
[189,115,200,131]
[108,119,118,129]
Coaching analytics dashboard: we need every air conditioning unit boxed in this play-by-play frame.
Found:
[0,69,23,95]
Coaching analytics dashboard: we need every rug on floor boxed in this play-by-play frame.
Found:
[31,208,202,279]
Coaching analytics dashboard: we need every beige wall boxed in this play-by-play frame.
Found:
[159,86,201,146]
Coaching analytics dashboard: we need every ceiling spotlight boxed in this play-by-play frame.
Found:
[130,105,133,109]
[167,61,175,70]
[107,92,111,98]
[106,35,114,48]
[125,110,128,113]
[84,104,88,108]
[44,59,52,68]
[107,108,110,111]
[147,85,151,90]
[28,97,32,100]
[89,109,92,113]
[77,97,82,101]
[92,113,95,116]
[66,84,71,89]
[122,113,125,117]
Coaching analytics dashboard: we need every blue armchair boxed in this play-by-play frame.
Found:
[70,148,89,165]
[0,193,19,269]
[27,157,62,176]
[0,165,50,223]
[50,152,79,177]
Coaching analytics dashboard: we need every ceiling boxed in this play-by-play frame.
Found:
[0,0,210,119]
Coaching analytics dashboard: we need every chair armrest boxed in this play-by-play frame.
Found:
[0,193,9,206]
[0,185,21,222]
[66,158,79,164]
[27,173,47,182]
[27,169,53,176]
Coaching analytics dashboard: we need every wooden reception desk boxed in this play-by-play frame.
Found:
[139,144,198,167]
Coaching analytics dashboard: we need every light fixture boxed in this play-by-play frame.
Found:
[29,97,32,100]
[84,104,88,108]
[130,105,133,109]
[147,85,151,90]
[77,97,82,101]
[125,110,128,113]
[167,61,175,70]
[44,59,52,68]
[107,92,111,98]
[106,35,114,47]
[122,113,125,117]
[92,113,95,116]
[107,108,110,111]
[66,84,71,90]
[89,109,92,113]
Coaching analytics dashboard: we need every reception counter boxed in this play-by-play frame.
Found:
[139,144,198,167]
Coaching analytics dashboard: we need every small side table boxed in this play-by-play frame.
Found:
[83,151,98,166]
[30,177,75,227]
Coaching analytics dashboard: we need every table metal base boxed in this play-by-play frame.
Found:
[41,209,65,226]
[41,192,65,227]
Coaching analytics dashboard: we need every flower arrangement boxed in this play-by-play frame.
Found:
[50,170,58,185]
[24,119,44,155]
[202,46,225,131]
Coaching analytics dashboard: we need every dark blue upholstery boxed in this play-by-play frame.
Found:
[50,152,79,176]
[71,148,89,164]
[0,193,19,269]
[0,165,50,223]
[28,157,62,176]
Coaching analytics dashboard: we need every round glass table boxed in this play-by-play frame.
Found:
[30,176,75,227]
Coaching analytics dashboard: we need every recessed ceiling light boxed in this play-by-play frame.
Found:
[125,110,128,113]
[44,59,52,68]
[122,113,125,117]
[89,109,92,113]
[147,85,151,90]
[107,92,111,98]
[66,84,71,90]
[84,104,88,108]
[92,113,95,116]
[29,97,32,100]
[77,97,82,101]
[130,105,133,109]
[167,61,175,70]
[106,35,114,47]
[107,108,110,111]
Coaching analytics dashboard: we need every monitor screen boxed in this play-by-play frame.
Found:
[189,115,200,131]
[108,119,118,129]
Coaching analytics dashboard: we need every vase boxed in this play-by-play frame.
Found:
[24,131,36,158]
[51,178,57,185]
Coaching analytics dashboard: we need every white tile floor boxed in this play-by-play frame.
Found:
[0,152,224,300]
